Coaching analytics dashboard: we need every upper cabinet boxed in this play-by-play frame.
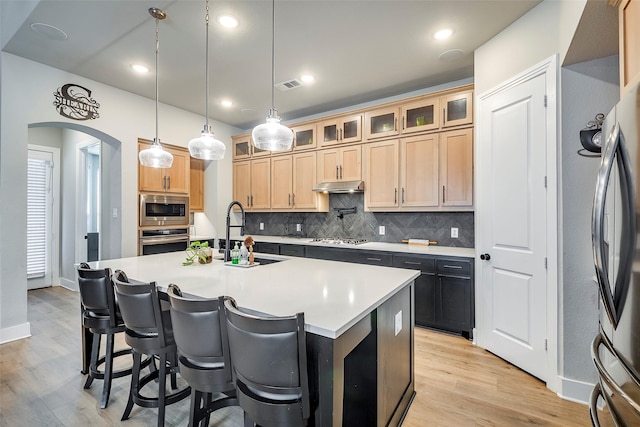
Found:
[189,157,204,212]
[441,90,473,128]
[317,145,362,183]
[401,97,440,134]
[440,128,473,207]
[618,0,640,95]
[233,158,271,211]
[138,140,190,194]
[232,134,270,160]
[291,123,317,151]
[364,106,401,140]
[319,113,363,146]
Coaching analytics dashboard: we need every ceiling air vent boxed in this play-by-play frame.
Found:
[275,79,303,91]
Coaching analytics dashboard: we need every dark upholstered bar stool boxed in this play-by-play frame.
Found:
[77,264,133,409]
[224,298,311,427]
[112,274,190,427]
[167,284,239,427]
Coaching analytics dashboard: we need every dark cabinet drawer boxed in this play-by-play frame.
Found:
[306,245,349,262]
[347,250,392,267]
[392,254,435,273]
[279,244,305,257]
[255,242,279,255]
[436,258,472,277]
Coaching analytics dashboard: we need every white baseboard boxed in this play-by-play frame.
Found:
[0,322,31,344]
[60,277,78,292]
[557,375,595,405]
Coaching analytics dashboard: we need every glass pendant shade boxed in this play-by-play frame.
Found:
[139,139,173,168]
[189,125,226,160]
[252,110,294,151]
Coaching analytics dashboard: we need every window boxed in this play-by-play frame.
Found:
[27,153,52,279]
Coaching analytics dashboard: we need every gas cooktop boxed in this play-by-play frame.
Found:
[310,238,368,245]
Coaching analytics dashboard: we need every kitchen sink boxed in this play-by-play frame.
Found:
[252,257,283,265]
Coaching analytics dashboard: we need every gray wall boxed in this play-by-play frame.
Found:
[560,55,620,383]
[245,193,474,248]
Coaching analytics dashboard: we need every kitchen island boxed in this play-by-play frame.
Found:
[88,252,419,426]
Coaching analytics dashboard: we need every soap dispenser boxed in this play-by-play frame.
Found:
[231,242,240,265]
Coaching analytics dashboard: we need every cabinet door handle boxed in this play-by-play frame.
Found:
[167,176,170,190]
[443,264,463,269]
[394,117,397,131]
[394,188,398,204]
[402,115,405,130]
[339,128,343,141]
[247,195,250,206]
[163,176,167,190]
[288,194,291,206]
[402,187,405,204]
[336,165,339,180]
[292,193,295,206]
[443,108,446,124]
[367,257,382,262]
[251,195,254,207]
[340,165,343,179]
[442,185,446,203]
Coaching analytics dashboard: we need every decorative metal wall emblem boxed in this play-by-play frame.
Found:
[53,83,100,120]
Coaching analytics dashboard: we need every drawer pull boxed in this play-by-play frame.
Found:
[367,257,382,261]
[443,264,463,269]
[404,261,422,265]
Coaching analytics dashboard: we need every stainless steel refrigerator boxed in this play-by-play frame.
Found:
[590,82,640,425]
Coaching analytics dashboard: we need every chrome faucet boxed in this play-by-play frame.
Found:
[225,201,245,262]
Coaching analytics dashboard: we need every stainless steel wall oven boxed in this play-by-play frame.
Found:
[139,228,189,256]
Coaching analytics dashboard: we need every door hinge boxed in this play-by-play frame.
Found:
[544,176,547,188]
[544,257,548,269]
[545,339,548,350]
[544,95,548,107]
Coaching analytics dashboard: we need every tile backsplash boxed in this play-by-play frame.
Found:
[244,193,474,248]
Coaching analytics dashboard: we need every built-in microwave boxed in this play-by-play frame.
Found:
[139,194,189,227]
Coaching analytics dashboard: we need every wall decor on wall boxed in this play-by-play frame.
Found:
[53,83,100,120]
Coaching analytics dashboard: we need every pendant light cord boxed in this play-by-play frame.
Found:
[154,15,160,145]
[205,0,210,129]
[271,0,275,111]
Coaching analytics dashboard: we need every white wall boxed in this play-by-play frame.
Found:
[0,52,241,341]
[560,55,619,384]
[474,0,586,94]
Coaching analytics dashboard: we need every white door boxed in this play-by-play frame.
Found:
[477,72,548,380]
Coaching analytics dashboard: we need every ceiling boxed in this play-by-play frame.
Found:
[3,1,549,130]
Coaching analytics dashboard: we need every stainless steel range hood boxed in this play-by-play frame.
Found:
[312,180,364,193]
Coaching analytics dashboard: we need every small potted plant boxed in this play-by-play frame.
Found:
[183,241,212,266]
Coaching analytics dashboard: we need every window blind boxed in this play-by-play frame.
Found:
[27,158,50,279]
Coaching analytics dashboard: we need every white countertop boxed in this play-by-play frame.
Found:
[90,252,419,340]
[227,234,476,258]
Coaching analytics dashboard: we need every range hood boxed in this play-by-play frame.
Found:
[312,180,364,193]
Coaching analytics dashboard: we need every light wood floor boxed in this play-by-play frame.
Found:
[0,287,601,426]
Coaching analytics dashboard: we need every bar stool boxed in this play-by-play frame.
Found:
[224,297,311,427]
[77,264,133,409]
[112,274,190,427]
[167,284,239,426]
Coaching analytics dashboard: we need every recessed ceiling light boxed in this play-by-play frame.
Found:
[130,64,150,73]
[30,22,68,41]
[218,15,238,28]
[221,99,233,108]
[300,74,315,84]
[434,29,453,40]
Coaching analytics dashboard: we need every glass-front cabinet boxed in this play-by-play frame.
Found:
[364,106,400,140]
[401,97,440,134]
[319,113,362,146]
[292,123,317,151]
[232,134,270,160]
[442,90,473,128]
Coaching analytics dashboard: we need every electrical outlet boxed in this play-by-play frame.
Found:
[394,310,402,336]
[112,208,118,218]
[451,227,459,238]
[379,225,385,235]
[296,224,302,232]
[259,222,264,230]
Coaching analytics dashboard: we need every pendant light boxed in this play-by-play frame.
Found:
[188,0,226,160]
[251,0,293,151]
[139,7,173,168]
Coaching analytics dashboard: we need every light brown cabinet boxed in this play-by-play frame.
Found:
[138,140,190,194]
[271,152,327,211]
[364,140,399,209]
[319,113,362,146]
[317,146,362,183]
[232,134,270,160]
[401,97,440,134]
[364,106,400,140]
[291,123,317,151]
[440,128,473,206]
[364,130,473,211]
[233,158,271,211]
[189,158,204,212]
[618,0,640,95]
[441,90,473,128]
